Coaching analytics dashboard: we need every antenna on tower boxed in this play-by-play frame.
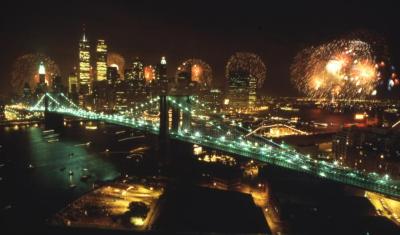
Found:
[82,24,87,42]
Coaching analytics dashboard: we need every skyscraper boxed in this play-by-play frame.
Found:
[22,82,32,104]
[78,30,91,94]
[155,56,168,93]
[106,66,120,84]
[68,73,78,94]
[124,68,134,81]
[131,57,145,95]
[96,39,107,81]
[131,57,144,81]
[52,74,64,93]
[35,61,47,97]
[38,61,46,85]
[227,70,250,109]
[248,75,257,107]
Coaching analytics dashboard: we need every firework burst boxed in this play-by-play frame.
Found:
[107,52,125,79]
[226,52,266,88]
[11,53,60,93]
[176,59,213,86]
[291,39,381,100]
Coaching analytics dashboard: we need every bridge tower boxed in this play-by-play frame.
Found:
[159,95,168,139]
[181,96,192,131]
[44,93,64,130]
[158,94,193,169]
[159,95,192,136]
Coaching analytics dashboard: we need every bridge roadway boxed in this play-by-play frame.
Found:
[29,104,400,199]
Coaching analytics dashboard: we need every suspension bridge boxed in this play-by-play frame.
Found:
[25,92,400,198]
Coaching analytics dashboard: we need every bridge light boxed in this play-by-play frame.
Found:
[194,131,201,137]
[301,165,309,170]
[384,174,390,180]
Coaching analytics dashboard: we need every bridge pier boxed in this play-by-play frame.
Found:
[44,112,64,130]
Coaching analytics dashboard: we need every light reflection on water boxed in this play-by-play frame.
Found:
[0,124,142,227]
[26,127,119,193]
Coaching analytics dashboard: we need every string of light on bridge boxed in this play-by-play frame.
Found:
[26,93,400,198]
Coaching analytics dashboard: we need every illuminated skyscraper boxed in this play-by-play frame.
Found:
[248,75,257,107]
[78,30,91,94]
[227,70,250,109]
[51,74,64,93]
[131,57,144,81]
[96,39,107,81]
[130,57,145,95]
[124,68,134,81]
[68,73,78,94]
[160,56,167,81]
[22,82,32,104]
[38,61,46,85]
[106,66,119,84]
[35,61,47,97]
[155,56,168,93]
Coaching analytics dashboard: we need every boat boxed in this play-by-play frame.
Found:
[47,138,59,143]
[42,129,55,134]
[69,170,74,175]
[28,164,34,169]
[69,184,77,189]
[80,174,91,181]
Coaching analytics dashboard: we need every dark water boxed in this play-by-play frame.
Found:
[0,123,150,232]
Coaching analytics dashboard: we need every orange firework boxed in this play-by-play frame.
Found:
[176,59,212,86]
[144,65,155,83]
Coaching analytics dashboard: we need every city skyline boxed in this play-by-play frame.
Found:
[2,0,400,98]
[3,1,400,234]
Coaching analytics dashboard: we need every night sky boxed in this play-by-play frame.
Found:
[1,0,399,98]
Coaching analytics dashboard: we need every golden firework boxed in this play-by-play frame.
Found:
[291,40,379,100]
